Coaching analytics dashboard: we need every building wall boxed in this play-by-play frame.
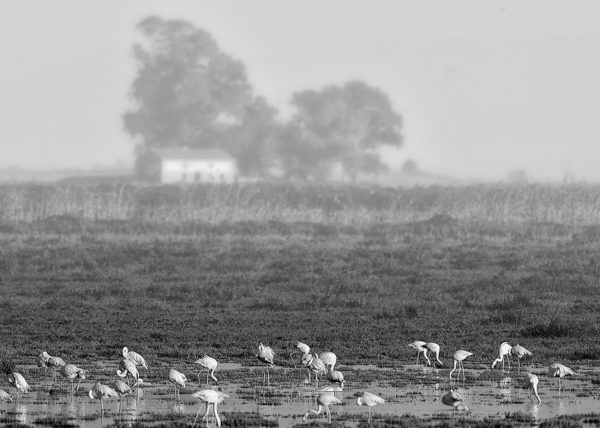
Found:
[161,159,237,183]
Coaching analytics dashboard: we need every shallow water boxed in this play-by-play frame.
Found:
[2,363,599,427]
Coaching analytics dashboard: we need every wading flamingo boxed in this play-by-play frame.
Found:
[319,352,337,370]
[526,373,541,404]
[449,350,473,380]
[88,381,119,413]
[41,351,66,382]
[60,364,85,396]
[303,392,342,423]
[512,344,533,372]
[8,372,30,400]
[257,343,275,386]
[326,364,345,389]
[408,341,428,365]
[426,342,443,367]
[192,389,228,428]
[169,368,188,399]
[195,355,218,384]
[491,342,512,371]
[116,358,139,386]
[548,363,574,395]
[123,347,148,369]
[304,353,327,388]
[357,391,385,422]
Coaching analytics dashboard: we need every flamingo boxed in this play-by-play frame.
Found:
[116,358,139,386]
[304,353,327,388]
[548,363,574,395]
[41,351,66,382]
[491,342,512,371]
[326,364,345,389]
[303,392,342,423]
[319,351,337,370]
[8,372,30,400]
[195,355,218,384]
[122,347,148,370]
[192,389,228,428]
[526,373,541,404]
[60,364,85,396]
[442,389,469,415]
[408,341,429,365]
[357,391,385,422]
[425,342,443,367]
[256,343,275,386]
[296,341,311,356]
[296,341,313,382]
[449,350,473,380]
[88,381,119,413]
[169,369,188,399]
[512,344,533,372]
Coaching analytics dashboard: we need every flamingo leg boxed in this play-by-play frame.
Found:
[214,403,221,428]
[326,405,331,423]
[202,402,210,420]
[192,404,203,428]
[368,407,372,422]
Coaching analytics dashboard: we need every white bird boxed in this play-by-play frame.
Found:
[442,389,469,415]
[8,372,30,399]
[512,344,533,372]
[357,391,385,422]
[297,341,313,382]
[41,351,67,382]
[257,343,275,386]
[169,368,188,399]
[122,347,148,370]
[526,373,541,404]
[319,351,337,370]
[326,364,345,389]
[61,364,85,396]
[425,342,443,367]
[408,341,429,365]
[88,381,119,413]
[303,392,342,423]
[0,389,13,402]
[304,353,327,389]
[549,363,574,394]
[112,379,133,395]
[195,355,218,384]
[116,358,139,386]
[192,389,229,428]
[449,350,473,380]
[491,342,512,371]
[296,341,311,356]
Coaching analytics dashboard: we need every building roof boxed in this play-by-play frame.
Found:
[151,148,234,161]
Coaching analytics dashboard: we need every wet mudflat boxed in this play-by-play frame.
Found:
[2,363,600,427]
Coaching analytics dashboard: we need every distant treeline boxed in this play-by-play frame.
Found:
[0,182,599,226]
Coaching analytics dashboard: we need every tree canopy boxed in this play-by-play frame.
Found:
[123,16,277,176]
[124,17,404,181]
[281,81,403,181]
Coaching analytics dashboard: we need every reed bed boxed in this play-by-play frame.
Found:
[1,182,600,226]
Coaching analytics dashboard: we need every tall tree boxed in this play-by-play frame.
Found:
[283,81,403,181]
[123,16,278,176]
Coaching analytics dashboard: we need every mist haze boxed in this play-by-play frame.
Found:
[2,0,600,183]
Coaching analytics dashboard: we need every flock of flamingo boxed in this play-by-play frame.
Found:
[0,339,577,426]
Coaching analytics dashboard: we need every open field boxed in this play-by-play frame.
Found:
[1,183,600,426]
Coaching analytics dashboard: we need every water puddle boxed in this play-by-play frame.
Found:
[1,363,599,427]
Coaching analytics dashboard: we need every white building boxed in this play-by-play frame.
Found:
[148,148,238,184]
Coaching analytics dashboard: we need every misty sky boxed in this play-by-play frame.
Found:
[1,0,600,181]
